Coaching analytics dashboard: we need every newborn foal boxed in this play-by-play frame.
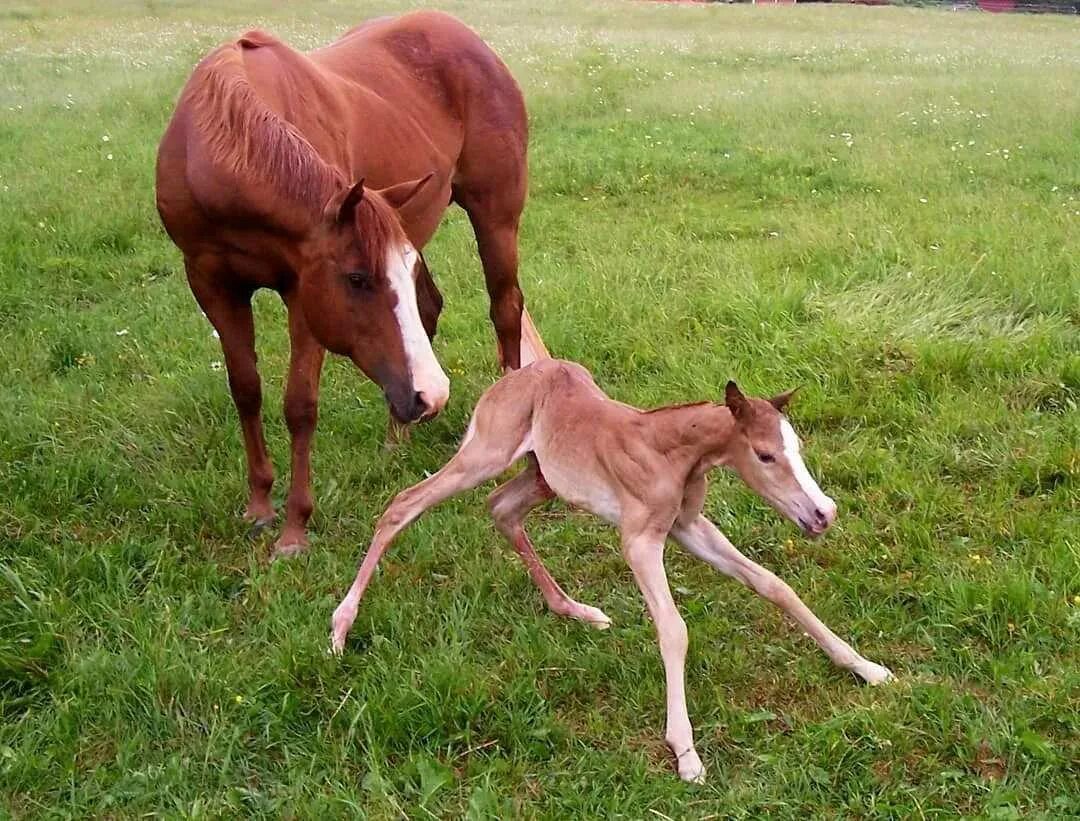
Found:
[331,359,892,782]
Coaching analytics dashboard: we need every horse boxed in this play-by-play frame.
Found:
[330,360,893,782]
[156,11,545,557]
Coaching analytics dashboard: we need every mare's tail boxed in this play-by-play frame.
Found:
[519,307,550,366]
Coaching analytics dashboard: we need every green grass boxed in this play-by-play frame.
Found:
[2,0,1078,816]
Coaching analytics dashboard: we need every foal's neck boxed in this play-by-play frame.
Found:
[645,402,736,471]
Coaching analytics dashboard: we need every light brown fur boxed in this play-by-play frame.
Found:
[331,359,893,782]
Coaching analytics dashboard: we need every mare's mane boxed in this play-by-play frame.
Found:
[186,34,339,213]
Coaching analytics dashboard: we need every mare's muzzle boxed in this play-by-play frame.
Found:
[386,385,436,424]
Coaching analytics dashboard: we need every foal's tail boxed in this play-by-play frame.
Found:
[520,307,550,366]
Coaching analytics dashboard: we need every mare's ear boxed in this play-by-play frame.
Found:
[377,172,436,212]
[725,380,750,421]
[769,386,800,413]
[325,179,365,224]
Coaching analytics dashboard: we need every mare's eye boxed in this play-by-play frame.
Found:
[347,270,373,291]
[756,452,776,464]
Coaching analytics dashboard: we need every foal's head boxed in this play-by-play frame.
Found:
[298,174,448,424]
[722,381,837,538]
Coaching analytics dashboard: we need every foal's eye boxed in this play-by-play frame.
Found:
[756,452,776,464]
[347,270,373,291]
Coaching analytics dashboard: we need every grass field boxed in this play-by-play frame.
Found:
[1,0,1078,816]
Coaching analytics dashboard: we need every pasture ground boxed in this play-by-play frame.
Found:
[1,0,1078,817]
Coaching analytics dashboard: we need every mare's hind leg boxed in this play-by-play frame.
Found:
[453,142,528,370]
[186,256,274,528]
[331,396,531,652]
[488,457,611,628]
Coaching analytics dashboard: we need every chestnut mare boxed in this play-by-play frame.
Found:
[156,12,542,556]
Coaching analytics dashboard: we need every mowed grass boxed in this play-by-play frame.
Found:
[1,0,1078,816]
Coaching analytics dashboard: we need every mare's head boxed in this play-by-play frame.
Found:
[721,381,837,538]
[298,174,448,423]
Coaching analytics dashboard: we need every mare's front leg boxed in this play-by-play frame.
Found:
[273,297,326,558]
[187,258,275,529]
[671,516,892,684]
[622,515,705,783]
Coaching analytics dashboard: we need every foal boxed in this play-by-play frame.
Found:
[331,359,892,782]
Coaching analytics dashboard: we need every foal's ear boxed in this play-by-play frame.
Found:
[768,386,800,413]
[725,380,750,420]
[325,179,366,224]
[377,171,436,212]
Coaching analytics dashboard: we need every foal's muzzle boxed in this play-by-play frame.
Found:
[797,498,837,538]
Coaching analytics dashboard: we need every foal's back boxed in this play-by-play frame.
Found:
[478,360,655,523]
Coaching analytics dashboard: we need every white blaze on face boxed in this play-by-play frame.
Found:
[780,419,835,518]
[388,243,449,415]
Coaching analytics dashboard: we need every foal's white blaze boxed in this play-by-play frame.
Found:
[388,244,449,415]
[780,419,835,520]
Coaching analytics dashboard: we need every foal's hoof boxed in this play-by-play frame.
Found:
[271,537,310,560]
[577,604,612,630]
[329,630,346,656]
[330,606,357,655]
[675,749,706,784]
[856,661,895,686]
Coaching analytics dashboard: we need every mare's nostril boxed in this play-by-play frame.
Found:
[389,391,427,424]
[410,391,430,420]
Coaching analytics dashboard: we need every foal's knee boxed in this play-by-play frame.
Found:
[659,613,689,658]
[752,569,795,607]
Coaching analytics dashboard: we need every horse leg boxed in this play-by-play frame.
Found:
[187,259,274,528]
[454,175,527,370]
[273,296,326,559]
[670,516,893,685]
[488,457,611,627]
[330,410,527,653]
[621,519,705,784]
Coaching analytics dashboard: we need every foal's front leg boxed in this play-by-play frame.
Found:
[671,516,892,684]
[622,524,705,783]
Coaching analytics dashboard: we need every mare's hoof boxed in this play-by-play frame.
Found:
[246,515,276,538]
[271,539,309,560]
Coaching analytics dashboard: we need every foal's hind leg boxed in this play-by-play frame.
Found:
[330,410,529,652]
[488,458,611,628]
[187,257,274,528]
